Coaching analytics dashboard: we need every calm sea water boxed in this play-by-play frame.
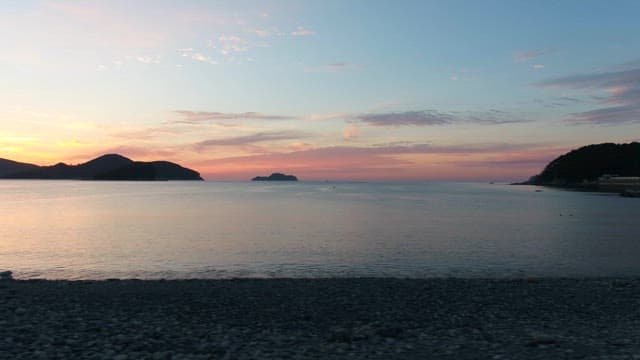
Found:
[1,180,639,279]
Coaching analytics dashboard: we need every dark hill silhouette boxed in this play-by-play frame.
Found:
[4,154,134,179]
[0,158,39,177]
[94,161,202,180]
[251,173,298,181]
[518,142,640,186]
[1,154,202,181]
[77,154,134,176]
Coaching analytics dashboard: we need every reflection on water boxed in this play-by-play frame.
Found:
[1,180,640,279]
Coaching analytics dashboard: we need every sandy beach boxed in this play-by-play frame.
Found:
[1,278,639,359]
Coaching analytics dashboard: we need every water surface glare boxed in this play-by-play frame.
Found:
[1,180,639,279]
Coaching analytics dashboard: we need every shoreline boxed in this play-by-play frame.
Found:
[1,278,639,359]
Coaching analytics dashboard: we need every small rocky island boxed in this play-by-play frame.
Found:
[251,173,298,181]
[0,154,203,181]
[514,142,640,190]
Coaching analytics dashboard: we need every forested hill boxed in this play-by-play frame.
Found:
[527,142,640,185]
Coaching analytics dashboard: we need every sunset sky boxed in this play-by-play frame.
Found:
[1,0,640,181]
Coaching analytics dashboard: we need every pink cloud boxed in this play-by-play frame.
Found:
[343,124,360,140]
[287,142,313,151]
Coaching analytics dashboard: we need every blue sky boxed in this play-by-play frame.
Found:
[1,0,639,180]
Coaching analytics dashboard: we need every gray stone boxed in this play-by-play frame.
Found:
[525,335,558,347]
[14,307,27,315]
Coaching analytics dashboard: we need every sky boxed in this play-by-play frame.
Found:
[1,0,640,181]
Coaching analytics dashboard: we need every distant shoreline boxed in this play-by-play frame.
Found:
[512,183,640,197]
[2,278,639,359]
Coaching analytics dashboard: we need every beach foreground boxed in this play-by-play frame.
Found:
[1,278,639,359]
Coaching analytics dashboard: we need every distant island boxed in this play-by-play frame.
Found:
[0,154,203,181]
[251,173,298,181]
[515,142,640,190]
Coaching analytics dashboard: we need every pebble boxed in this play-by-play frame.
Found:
[14,307,27,315]
[0,278,638,359]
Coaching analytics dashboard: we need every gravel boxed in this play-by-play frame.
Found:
[1,277,639,359]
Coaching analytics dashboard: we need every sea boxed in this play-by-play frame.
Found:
[1,180,639,280]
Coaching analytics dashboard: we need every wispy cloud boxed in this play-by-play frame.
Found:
[178,48,218,65]
[463,109,531,125]
[355,110,529,127]
[537,65,640,125]
[98,54,162,69]
[343,124,360,140]
[291,26,315,36]
[566,105,640,125]
[305,111,351,121]
[246,28,284,38]
[134,55,161,64]
[192,131,309,150]
[557,96,581,104]
[109,125,194,140]
[529,96,583,108]
[538,67,640,90]
[178,48,218,64]
[305,62,361,73]
[190,52,218,64]
[327,62,353,72]
[532,64,545,70]
[287,142,312,151]
[249,28,271,37]
[173,110,294,124]
[174,108,525,128]
[210,35,253,56]
[514,49,555,62]
[357,111,451,126]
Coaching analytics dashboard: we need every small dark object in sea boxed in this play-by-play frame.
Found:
[525,335,558,347]
[251,173,298,181]
[612,280,631,289]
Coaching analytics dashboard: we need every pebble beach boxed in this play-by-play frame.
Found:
[1,277,639,359]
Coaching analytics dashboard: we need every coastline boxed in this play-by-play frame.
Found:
[511,182,640,196]
[1,278,639,359]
